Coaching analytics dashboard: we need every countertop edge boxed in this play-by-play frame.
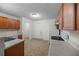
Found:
[4,39,24,49]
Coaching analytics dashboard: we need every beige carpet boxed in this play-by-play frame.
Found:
[24,39,49,56]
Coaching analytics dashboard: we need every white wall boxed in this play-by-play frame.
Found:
[22,18,59,40]
[22,17,32,39]
[32,20,50,40]
[31,19,59,40]
[49,19,59,36]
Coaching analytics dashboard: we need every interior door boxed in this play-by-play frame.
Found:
[32,20,50,40]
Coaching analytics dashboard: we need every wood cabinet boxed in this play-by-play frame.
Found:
[0,16,8,29]
[0,16,20,29]
[57,3,76,31]
[5,41,24,56]
[77,4,79,31]
[15,20,20,29]
[63,3,75,30]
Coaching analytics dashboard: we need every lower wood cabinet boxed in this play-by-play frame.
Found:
[5,41,24,56]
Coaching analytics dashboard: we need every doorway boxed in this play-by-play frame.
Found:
[23,19,50,56]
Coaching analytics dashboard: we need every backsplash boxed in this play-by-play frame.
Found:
[68,31,79,51]
[61,30,79,51]
[61,30,70,41]
[0,29,18,38]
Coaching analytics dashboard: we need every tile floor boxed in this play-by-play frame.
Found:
[24,39,49,56]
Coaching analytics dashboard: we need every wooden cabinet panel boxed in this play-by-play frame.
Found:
[57,3,79,31]
[0,17,8,29]
[5,42,24,56]
[0,16,20,29]
[77,4,79,31]
[7,18,15,29]
[15,20,20,29]
[63,3,75,30]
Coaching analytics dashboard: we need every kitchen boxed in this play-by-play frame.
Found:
[0,3,79,56]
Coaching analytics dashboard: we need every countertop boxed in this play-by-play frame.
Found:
[5,39,24,49]
[49,40,79,56]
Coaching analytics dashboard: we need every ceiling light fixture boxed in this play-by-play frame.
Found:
[30,12,41,18]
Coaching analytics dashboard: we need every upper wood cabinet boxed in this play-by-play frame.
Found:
[0,16,8,29]
[15,20,20,29]
[63,3,75,30]
[77,4,79,31]
[57,3,76,31]
[0,16,20,29]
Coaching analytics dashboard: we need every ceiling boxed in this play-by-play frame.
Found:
[0,3,61,20]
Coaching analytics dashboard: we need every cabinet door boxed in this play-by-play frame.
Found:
[63,3,75,30]
[7,19,20,29]
[15,20,20,29]
[77,4,79,31]
[5,42,24,56]
[0,16,8,29]
[7,18,15,29]
[0,16,20,29]
[8,19,20,29]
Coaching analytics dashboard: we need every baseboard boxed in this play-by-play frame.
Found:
[23,37,29,39]
[68,40,79,52]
